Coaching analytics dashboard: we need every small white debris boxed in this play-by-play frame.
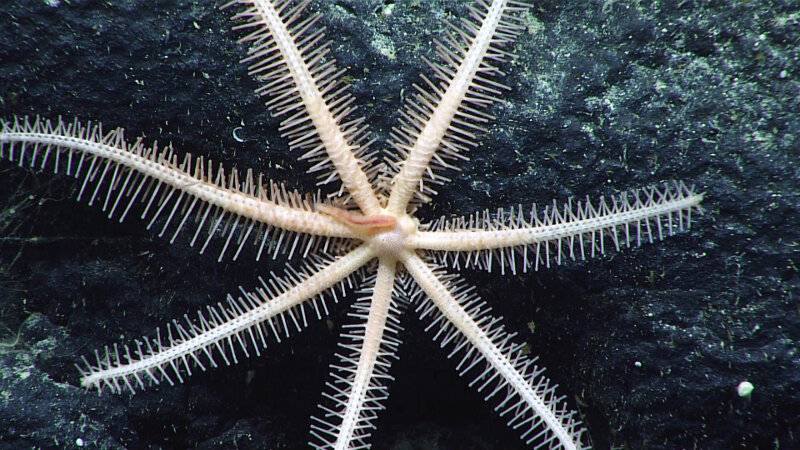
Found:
[737,381,754,397]
[232,127,244,143]
[76,438,85,447]
[381,2,395,16]
[634,361,642,368]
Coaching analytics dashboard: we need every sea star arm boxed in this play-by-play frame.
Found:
[412,182,704,274]
[223,0,382,214]
[0,117,358,261]
[402,252,588,450]
[387,0,531,213]
[78,245,375,394]
[310,258,402,450]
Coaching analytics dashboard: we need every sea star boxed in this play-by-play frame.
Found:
[0,0,702,448]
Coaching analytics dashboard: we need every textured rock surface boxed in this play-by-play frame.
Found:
[1,0,798,449]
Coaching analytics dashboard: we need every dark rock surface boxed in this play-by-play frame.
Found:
[1,0,798,449]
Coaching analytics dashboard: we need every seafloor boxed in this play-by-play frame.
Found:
[0,0,797,449]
